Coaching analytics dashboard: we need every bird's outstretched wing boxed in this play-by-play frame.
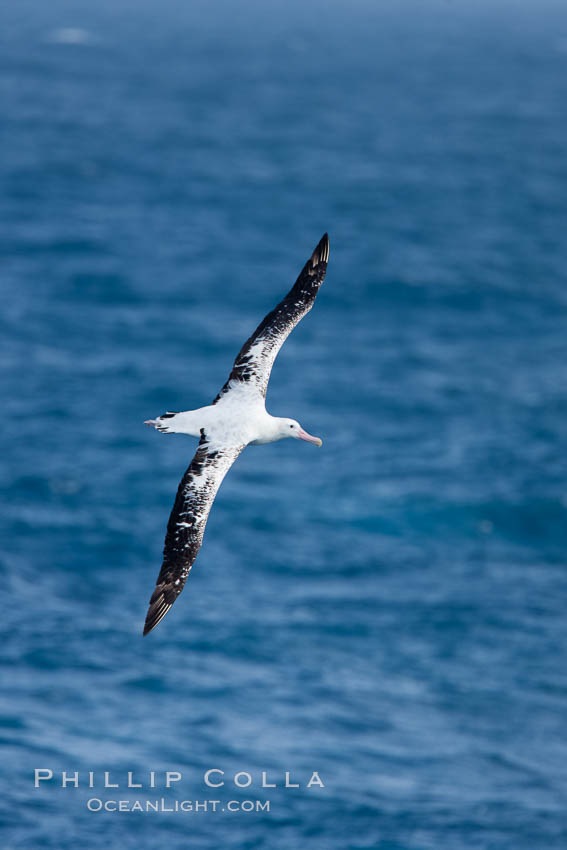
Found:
[143,432,244,635]
[213,233,329,402]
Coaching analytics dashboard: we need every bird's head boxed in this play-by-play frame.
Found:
[279,418,322,447]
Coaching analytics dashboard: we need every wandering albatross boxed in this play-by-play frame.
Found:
[143,233,330,635]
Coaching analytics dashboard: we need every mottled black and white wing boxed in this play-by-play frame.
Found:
[143,433,244,635]
[213,233,329,402]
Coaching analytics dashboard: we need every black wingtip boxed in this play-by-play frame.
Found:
[143,594,172,636]
[311,233,330,266]
[142,609,169,636]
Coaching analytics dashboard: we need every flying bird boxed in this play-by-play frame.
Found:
[143,233,330,635]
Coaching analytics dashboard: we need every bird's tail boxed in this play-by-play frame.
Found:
[144,412,179,434]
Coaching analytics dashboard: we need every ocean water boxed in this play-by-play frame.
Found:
[2,0,567,847]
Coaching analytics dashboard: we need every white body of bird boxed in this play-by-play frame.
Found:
[145,382,321,447]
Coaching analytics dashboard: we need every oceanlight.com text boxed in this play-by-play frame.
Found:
[86,798,270,813]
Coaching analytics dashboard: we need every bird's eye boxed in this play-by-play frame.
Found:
[290,424,294,429]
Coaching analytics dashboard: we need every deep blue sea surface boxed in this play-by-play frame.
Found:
[2,0,567,847]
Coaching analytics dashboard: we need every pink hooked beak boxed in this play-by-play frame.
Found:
[297,427,323,447]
